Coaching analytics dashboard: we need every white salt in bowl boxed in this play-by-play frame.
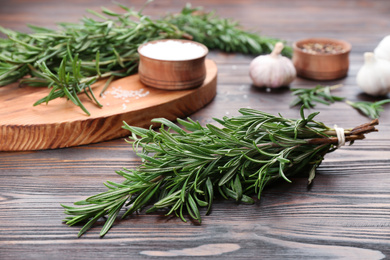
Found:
[137,39,209,90]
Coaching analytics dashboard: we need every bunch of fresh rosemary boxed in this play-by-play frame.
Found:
[0,3,290,115]
[290,84,390,119]
[163,4,292,56]
[62,108,378,237]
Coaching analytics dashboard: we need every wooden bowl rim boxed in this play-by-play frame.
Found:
[138,39,209,61]
[293,38,351,56]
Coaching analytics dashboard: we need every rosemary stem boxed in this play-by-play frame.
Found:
[328,84,343,91]
[322,119,378,138]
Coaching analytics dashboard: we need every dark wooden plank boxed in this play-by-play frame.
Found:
[1,0,390,259]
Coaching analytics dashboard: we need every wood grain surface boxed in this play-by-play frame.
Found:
[1,0,390,259]
[0,60,217,151]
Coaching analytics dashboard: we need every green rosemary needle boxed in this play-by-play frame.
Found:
[0,3,291,115]
[62,107,378,237]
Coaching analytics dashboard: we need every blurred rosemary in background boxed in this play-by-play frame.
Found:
[0,3,291,115]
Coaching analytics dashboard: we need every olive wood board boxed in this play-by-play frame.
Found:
[0,59,217,151]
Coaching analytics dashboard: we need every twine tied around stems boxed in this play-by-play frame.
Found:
[334,125,346,148]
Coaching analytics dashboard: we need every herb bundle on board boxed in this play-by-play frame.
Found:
[0,3,291,115]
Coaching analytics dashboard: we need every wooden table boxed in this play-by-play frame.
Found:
[1,0,389,259]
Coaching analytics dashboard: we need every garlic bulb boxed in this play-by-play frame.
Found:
[356,52,390,96]
[249,42,296,88]
[374,35,390,61]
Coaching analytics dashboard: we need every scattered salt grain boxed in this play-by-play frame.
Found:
[101,86,150,110]
[104,86,150,99]
[139,40,207,61]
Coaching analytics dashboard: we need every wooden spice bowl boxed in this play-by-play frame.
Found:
[137,39,209,90]
[292,38,351,80]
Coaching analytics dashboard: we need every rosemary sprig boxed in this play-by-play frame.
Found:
[290,84,345,109]
[290,85,390,119]
[346,99,390,119]
[0,3,291,115]
[62,107,378,237]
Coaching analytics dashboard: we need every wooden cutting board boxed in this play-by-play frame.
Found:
[0,59,217,151]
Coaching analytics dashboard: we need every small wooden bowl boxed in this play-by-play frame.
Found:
[292,38,351,80]
[138,39,209,90]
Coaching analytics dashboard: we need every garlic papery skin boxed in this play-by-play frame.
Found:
[374,35,390,61]
[249,42,296,88]
[356,52,390,96]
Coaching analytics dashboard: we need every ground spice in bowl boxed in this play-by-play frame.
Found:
[300,42,346,55]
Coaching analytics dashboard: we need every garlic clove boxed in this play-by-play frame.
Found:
[374,35,390,61]
[356,52,390,96]
[249,42,296,88]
